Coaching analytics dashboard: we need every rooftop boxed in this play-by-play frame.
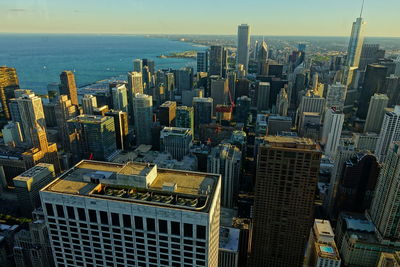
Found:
[261,135,319,150]
[219,227,240,252]
[42,160,220,212]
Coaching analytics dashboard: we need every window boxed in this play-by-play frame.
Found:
[146,218,155,231]
[45,203,54,216]
[123,214,131,228]
[111,213,120,226]
[171,221,180,236]
[196,225,206,239]
[77,208,86,220]
[66,206,75,219]
[159,220,168,234]
[184,223,193,237]
[100,211,108,224]
[89,210,97,223]
[135,216,143,230]
[56,205,64,218]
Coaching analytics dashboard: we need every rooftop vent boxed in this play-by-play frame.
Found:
[162,182,177,192]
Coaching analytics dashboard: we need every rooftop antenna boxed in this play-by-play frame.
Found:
[360,0,365,17]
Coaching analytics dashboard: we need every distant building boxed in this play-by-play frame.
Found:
[193,97,213,135]
[175,106,194,133]
[364,94,389,133]
[174,67,193,93]
[346,16,365,67]
[359,44,385,70]
[82,94,97,115]
[219,227,240,267]
[59,71,78,106]
[276,87,289,116]
[325,82,346,111]
[375,106,400,161]
[256,82,270,111]
[133,58,143,72]
[352,132,379,151]
[111,84,128,113]
[0,66,20,119]
[132,94,153,145]
[160,127,193,160]
[197,50,209,73]
[2,121,23,146]
[210,78,229,113]
[55,95,79,152]
[159,101,176,127]
[237,24,250,72]
[321,108,344,158]
[105,110,129,151]
[267,115,292,135]
[209,45,227,77]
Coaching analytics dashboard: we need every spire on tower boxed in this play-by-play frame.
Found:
[360,0,365,17]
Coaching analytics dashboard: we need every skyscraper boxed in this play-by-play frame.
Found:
[210,78,229,113]
[175,106,194,133]
[346,10,365,67]
[209,46,226,77]
[370,142,400,240]
[160,127,193,160]
[375,106,400,162]
[59,71,78,106]
[257,40,268,74]
[276,87,289,116]
[256,82,271,111]
[321,108,344,158]
[159,101,176,127]
[112,84,128,113]
[0,66,19,119]
[133,58,143,72]
[359,44,386,70]
[173,68,193,93]
[364,94,389,133]
[40,160,221,267]
[197,50,209,73]
[325,82,347,111]
[250,136,321,266]
[132,93,153,145]
[127,71,144,123]
[82,94,97,115]
[193,97,213,134]
[55,95,79,152]
[297,91,326,130]
[237,24,250,72]
[208,143,242,208]
[105,110,129,151]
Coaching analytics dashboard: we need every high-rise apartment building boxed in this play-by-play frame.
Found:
[68,115,117,161]
[112,84,128,113]
[82,94,97,115]
[132,94,153,145]
[256,82,270,111]
[209,46,227,77]
[133,59,143,73]
[193,97,213,134]
[105,110,129,151]
[297,92,326,130]
[276,87,289,116]
[375,106,400,162]
[346,15,365,67]
[0,66,19,119]
[250,136,321,266]
[237,24,250,72]
[55,95,79,152]
[325,82,346,111]
[127,71,144,122]
[197,51,209,73]
[175,106,194,133]
[210,78,229,113]
[59,71,78,106]
[160,127,193,160]
[359,44,386,70]
[173,68,193,94]
[208,143,241,208]
[364,94,389,133]
[321,108,344,158]
[40,160,221,267]
[159,101,176,127]
[2,121,23,146]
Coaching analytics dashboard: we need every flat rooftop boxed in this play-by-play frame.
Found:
[42,160,219,213]
[261,135,319,150]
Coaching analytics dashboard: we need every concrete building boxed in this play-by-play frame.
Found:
[237,24,250,72]
[305,219,341,267]
[267,115,292,135]
[67,115,117,161]
[2,121,23,146]
[132,94,153,145]
[159,101,176,127]
[297,92,325,130]
[250,136,321,266]
[276,87,289,116]
[256,82,270,112]
[112,84,128,113]
[59,71,78,106]
[175,106,194,134]
[13,163,56,217]
[218,227,240,267]
[352,132,379,151]
[364,94,389,133]
[40,160,221,267]
[321,108,344,158]
[160,127,193,160]
[197,51,209,73]
[375,106,400,162]
[208,143,241,208]
[0,66,20,119]
[325,83,346,111]
[82,94,97,115]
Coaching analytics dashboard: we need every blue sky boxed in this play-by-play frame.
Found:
[1,0,399,36]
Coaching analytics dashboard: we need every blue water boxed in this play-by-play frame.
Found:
[0,34,205,94]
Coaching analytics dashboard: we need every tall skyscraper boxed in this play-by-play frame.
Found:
[325,82,347,111]
[175,106,194,133]
[160,127,193,160]
[59,71,78,106]
[82,94,97,115]
[68,115,117,161]
[208,143,242,208]
[256,82,271,111]
[2,121,23,146]
[364,94,389,133]
[40,160,221,267]
[132,93,153,145]
[237,24,250,72]
[0,66,19,119]
[105,110,129,151]
[346,9,365,67]
[297,91,326,130]
[210,78,229,113]
[321,108,344,158]
[193,97,213,134]
[358,64,388,119]
[359,44,386,70]
[370,142,400,240]
[250,136,321,266]
[209,46,227,77]
[173,68,193,93]
[55,95,79,152]
[197,50,209,73]
[159,101,176,127]
[375,106,400,162]
[276,87,289,116]
[112,84,128,113]
[127,71,144,123]
[133,58,143,72]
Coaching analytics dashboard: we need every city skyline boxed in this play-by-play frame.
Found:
[2,0,400,37]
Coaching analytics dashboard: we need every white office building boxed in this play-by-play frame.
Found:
[321,108,344,158]
[375,106,400,162]
[160,127,193,161]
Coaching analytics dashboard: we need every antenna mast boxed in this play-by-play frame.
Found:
[360,0,365,17]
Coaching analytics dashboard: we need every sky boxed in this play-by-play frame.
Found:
[1,0,399,37]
